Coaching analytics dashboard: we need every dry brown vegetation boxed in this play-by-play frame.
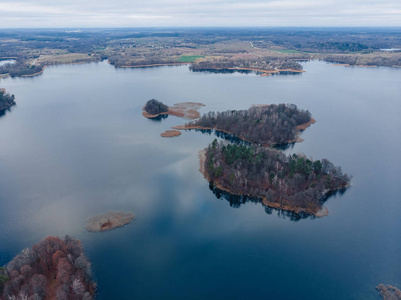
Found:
[86,211,135,232]
[161,130,181,138]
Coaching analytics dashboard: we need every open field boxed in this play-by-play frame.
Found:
[177,55,204,62]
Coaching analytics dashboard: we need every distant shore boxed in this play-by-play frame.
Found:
[191,66,305,76]
[120,62,189,68]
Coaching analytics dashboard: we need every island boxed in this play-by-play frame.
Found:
[0,236,96,300]
[0,89,15,111]
[201,140,351,216]
[161,130,182,138]
[377,284,401,300]
[174,104,315,146]
[143,99,205,120]
[86,211,135,232]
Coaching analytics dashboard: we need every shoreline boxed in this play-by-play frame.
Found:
[5,60,100,78]
[173,118,316,146]
[192,66,305,76]
[20,66,47,77]
[119,62,190,68]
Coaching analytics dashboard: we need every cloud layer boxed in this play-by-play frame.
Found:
[0,0,400,27]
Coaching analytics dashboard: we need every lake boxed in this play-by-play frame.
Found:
[0,61,400,299]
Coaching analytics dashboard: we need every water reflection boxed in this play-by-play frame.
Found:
[208,181,349,222]
[146,114,168,121]
[0,103,16,118]
[191,69,252,75]
[190,69,303,76]
[273,142,296,151]
[185,128,252,145]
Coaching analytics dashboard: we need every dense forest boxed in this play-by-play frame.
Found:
[143,99,169,115]
[0,89,15,111]
[186,104,312,146]
[190,57,303,72]
[203,140,351,215]
[0,236,96,300]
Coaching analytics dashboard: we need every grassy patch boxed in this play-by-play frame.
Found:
[177,55,204,62]
[273,49,301,54]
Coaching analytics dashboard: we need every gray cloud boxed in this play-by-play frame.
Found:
[0,0,400,27]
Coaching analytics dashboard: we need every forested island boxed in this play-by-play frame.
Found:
[202,140,351,216]
[0,236,96,300]
[0,89,15,111]
[175,104,314,146]
[143,99,205,120]
[171,103,349,216]
[143,99,168,117]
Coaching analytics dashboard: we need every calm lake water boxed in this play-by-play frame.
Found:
[0,61,400,299]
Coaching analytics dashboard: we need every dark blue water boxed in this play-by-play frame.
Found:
[0,61,400,299]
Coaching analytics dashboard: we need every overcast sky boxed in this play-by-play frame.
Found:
[0,0,400,28]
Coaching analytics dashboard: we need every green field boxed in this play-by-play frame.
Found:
[273,49,301,54]
[177,55,204,62]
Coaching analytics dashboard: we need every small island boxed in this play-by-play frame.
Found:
[0,89,15,111]
[143,99,205,120]
[201,140,351,216]
[161,130,182,138]
[377,284,401,300]
[86,211,135,232]
[174,104,315,146]
[0,236,96,299]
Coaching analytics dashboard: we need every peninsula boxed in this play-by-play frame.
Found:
[0,236,96,300]
[174,104,315,146]
[190,57,304,75]
[201,140,351,216]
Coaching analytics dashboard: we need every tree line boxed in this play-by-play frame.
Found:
[188,104,312,146]
[0,236,96,300]
[204,140,351,215]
